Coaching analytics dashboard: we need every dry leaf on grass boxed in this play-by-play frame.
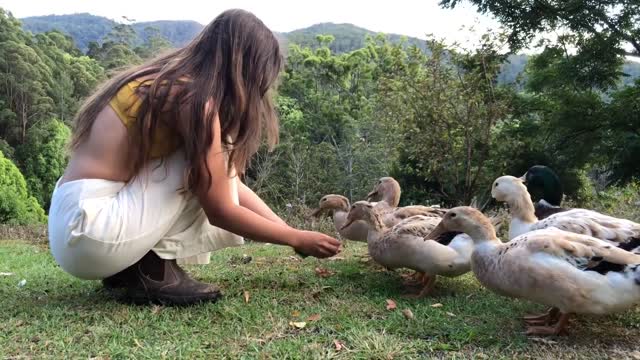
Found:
[386,299,397,310]
[333,339,345,351]
[151,305,163,315]
[315,267,335,278]
[289,321,306,329]
[0,272,13,276]
[291,310,301,317]
[328,256,345,261]
[402,309,414,320]
[446,312,456,317]
[243,290,250,303]
[307,314,321,322]
[431,303,443,308]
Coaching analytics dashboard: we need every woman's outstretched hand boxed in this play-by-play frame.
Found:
[291,230,341,258]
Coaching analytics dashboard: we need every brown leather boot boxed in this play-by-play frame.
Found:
[103,251,222,306]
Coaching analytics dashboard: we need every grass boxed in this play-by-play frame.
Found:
[3,234,640,359]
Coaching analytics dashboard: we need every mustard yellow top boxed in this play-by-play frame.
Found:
[109,79,181,158]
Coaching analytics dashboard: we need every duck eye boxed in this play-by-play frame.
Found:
[450,213,457,218]
[494,182,499,187]
[321,198,326,202]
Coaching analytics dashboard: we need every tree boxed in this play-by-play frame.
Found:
[378,34,512,205]
[440,0,640,57]
[0,150,46,224]
[15,119,71,211]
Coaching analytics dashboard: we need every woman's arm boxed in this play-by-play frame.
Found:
[237,179,288,227]
[194,111,340,258]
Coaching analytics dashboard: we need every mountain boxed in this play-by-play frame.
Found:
[20,14,428,54]
[18,13,640,86]
[284,23,429,53]
[21,13,203,52]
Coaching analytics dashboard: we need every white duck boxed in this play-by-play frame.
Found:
[342,201,474,297]
[427,206,640,336]
[492,175,640,250]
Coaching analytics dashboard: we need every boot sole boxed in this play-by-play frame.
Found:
[124,289,223,306]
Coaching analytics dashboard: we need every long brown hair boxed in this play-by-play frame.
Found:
[70,9,283,190]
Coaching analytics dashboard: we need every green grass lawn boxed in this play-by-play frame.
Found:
[2,239,640,359]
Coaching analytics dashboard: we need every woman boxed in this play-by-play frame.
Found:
[48,9,341,306]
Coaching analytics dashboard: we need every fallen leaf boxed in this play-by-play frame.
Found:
[0,272,13,276]
[315,267,335,278]
[17,279,26,287]
[289,321,306,329]
[243,290,250,303]
[431,303,443,308]
[530,337,558,345]
[446,312,456,317]
[328,256,345,261]
[386,299,397,311]
[291,310,301,317]
[151,305,163,315]
[402,309,414,320]
[333,339,345,351]
[307,314,321,322]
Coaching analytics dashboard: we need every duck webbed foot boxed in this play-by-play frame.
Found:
[525,312,570,336]
[403,274,436,299]
[523,307,561,326]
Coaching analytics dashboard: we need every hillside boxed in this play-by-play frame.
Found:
[20,14,428,54]
[21,13,203,52]
[284,22,429,53]
[19,13,640,86]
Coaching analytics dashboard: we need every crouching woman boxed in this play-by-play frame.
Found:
[47,9,340,305]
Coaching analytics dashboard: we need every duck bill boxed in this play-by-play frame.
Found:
[425,222,449,241]
[366,190,378,201]
[519,173,527,183]
[340,219,355,231]
[309,207,323,217]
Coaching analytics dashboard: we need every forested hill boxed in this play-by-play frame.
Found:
[283,23,429,53]
[19,13,640,85]
[21,13,204,51]
[20,14,429,54]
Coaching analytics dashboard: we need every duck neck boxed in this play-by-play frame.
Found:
[382,192,400,207]
[466,224,500,246]
[366,211,387,239]
[333,210,349,230]
[507,191,537,224]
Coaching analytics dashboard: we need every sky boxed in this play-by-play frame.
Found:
[0,0,502,48]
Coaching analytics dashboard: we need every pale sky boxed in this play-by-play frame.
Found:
[0,0,501,48]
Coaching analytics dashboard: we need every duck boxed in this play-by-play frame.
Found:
[311,192,446,242]
[520,165,570,219]
[366,176,448,217]
[310,195,370,242]
[341,201,474,297]
[492,175,640,250]
[426,206,640,336]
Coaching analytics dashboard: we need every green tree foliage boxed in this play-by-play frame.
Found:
[376,34,513,205]
[15,119,71,210]
[0,150,46,224]
[0,9,104,147]
[442,0,640,186]
[440,0,640,57]
[21,13,203,52]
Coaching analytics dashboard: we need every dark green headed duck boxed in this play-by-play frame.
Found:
[520,165,570,219]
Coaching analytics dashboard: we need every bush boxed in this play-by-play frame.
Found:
[0,150,46,225]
